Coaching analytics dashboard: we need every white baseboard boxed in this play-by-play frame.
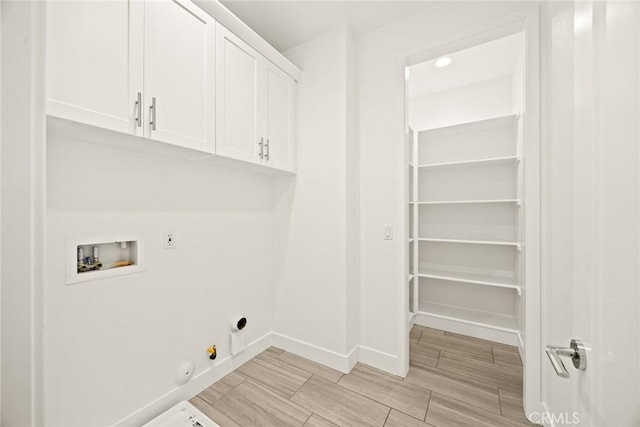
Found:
[112,333,273,427]
[408,312,417,329]
[517,332,525,362]
[271,332,358,373]
[271,333,403,377]
[414,313,518,346]
[357,345,401,376]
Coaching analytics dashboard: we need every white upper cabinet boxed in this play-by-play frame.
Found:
[216,24,297,171]
[46,0,144,136]
[215,24,263,164]
[144,0,215,151]
[264,62,296,172]
[47,0,298,173]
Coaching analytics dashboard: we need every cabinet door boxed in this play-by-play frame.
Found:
[46,0,144,136]
[264,63,296,172]
[144,0,215,152]
[215,24,264,164]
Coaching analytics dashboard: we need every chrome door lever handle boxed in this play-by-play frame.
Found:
[545,339,587,378]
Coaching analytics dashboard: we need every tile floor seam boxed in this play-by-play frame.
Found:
[334,377,395,411]
[301,411,313,426]
[414,374,502,411]
[277,352,345,384]
[291,376,391,426]
[423,389,431,422]
[207,395,246,426]
[289,372,316,400]
[335,376,429,422]
[382,407,391,426]
[217,378,314,425]
[216,373,247,404]
[408,367,504,415]
[427,389,509,419]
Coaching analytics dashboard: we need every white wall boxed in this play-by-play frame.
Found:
[272,26,359,365]
[408,75,515,131]
[45,136,279,426]
[345,31,360,355]
[0,2,3,421]
[0,3,3,421]
[358,1,536,376]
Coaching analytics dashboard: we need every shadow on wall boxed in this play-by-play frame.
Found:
[46,135,295,213]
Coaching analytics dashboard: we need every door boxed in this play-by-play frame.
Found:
[46,0,144,136]
[215,23,264,164]
[541,2,640,425]
[264,62,296,171]
[144,0,215,152]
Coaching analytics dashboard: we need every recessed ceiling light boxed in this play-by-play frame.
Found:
[434,56,453,68]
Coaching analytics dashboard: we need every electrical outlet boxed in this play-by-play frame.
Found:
[164,232,175,249]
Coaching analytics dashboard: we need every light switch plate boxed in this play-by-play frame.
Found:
[384,225,393,240]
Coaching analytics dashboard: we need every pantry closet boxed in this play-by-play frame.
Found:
[407,33,529,347]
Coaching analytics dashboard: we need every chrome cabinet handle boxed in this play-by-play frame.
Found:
[258,137,264,159]
[265,138,270,161]
[149,97,157,131]
[545,339,587,378]
[135,92,142,127]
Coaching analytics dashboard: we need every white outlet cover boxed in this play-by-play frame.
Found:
[175,360,194,385]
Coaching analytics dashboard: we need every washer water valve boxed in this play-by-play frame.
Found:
[207,345,217,360]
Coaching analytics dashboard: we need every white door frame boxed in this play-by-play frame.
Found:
[402,5,543,418]
[1,1,47,426]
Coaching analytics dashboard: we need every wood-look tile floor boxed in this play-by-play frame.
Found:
[191,326,539,427]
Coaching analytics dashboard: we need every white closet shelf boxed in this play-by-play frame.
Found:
[416,199,521,206]
[417,237,521,250]
[419,270,521,295]
[418,113,520,135]
[418,301,518,333]
[417,155,519,169]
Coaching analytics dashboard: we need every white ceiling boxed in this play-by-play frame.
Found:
[219,1,435,52]
[408,32,524,99]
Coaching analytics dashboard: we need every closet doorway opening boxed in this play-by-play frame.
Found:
[407,31,525,343]
[404,23,540,412]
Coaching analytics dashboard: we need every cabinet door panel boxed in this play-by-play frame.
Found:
[265,63,296,172]
[46,0,144,135]
[144,0,215,152]
[215,24,263,163]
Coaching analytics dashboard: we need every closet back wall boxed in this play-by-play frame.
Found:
[45,136,277,426]
[408,75,515,131]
